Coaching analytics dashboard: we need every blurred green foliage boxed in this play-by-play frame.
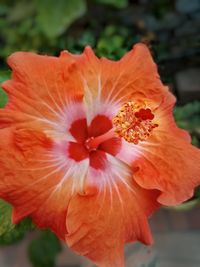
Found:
[63,25,135,59]
[150,0,173,18]
[0,0,86,57]
[28,230,61,267]
[96,0,128,8]
[35,0,86,38]
[0,200,35,245]
[0,70,9,107]
[0,0,132,59]
[174,102,200,147]
[0,200,14,236]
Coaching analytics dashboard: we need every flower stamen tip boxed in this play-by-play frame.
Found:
[113,101,158,144]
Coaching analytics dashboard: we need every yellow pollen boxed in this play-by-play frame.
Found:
[113,101,158,144]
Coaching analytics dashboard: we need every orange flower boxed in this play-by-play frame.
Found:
[0,44,200,267]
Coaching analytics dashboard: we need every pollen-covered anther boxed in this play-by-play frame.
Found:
[113,101,158,144]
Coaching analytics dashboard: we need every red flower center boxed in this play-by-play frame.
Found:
[68,115,121,170]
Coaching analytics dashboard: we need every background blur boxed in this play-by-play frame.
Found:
[0,0,200,267]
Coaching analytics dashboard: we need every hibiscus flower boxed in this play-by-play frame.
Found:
[0,44,200,267]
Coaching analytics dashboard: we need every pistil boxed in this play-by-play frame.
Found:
[85,130,116,151]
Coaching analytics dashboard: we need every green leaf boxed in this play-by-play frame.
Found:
[35,0,87,38]
[0,199,35,245]
[174,101,200,121]
[7,1,35,23]
[0,70,9,108]
[0,219,34,246]
[0,200,14,236]
[165,198,200,211]
[0,3,9,16]
[28,230,61,267]
[174,101,200,147]
[95,0,128,8]
[0,70,10,83]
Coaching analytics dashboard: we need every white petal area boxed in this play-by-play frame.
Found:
[115,137,163,169]
[51,141,90,195]
[43,101,86,142]
[82,75,120,124]
[85,98,120,125]
[116,139,142,166]
[88,153,134,203]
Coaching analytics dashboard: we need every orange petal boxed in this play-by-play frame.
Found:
[68,44,168,107]
[132,101,200,205]
[2,52,83,127]
[0,127,74,240]
[101,44,167,104]
[66,170,159,267]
